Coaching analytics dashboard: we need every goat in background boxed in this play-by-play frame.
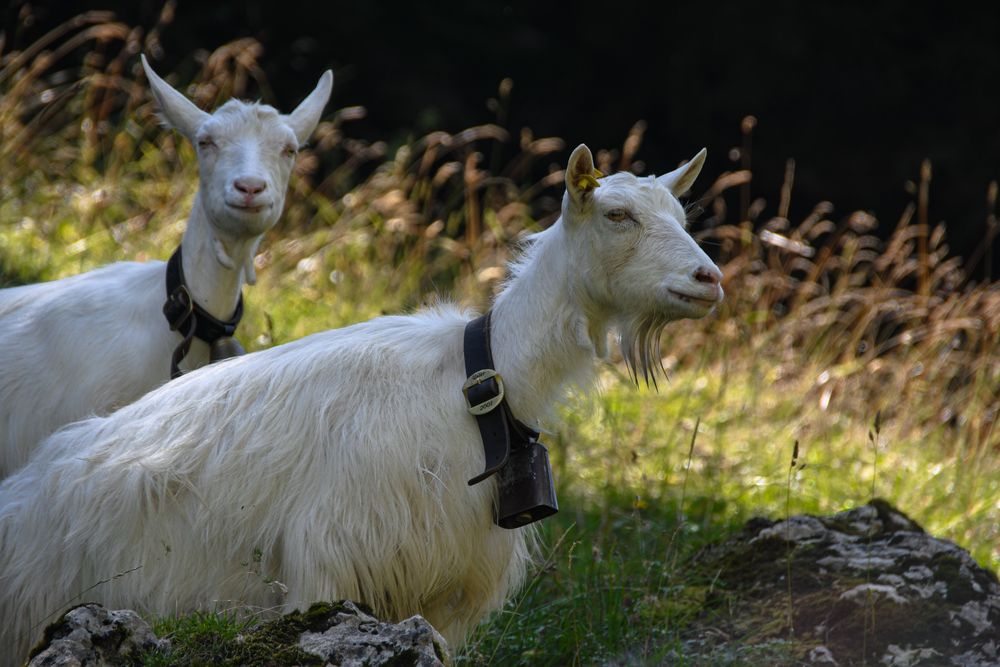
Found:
[0,55,332,476]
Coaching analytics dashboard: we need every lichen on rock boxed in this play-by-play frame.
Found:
[296,600,449,666]
[689,499,1000,666]
[26,600,450,666]
[27,603,168,666]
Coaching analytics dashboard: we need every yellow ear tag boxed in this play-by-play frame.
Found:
[576,169,603,192]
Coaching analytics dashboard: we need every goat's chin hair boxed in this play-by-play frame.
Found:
[617,313,670,388]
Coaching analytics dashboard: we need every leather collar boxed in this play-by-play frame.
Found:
[462,311,539,485]
[163,246,244,379]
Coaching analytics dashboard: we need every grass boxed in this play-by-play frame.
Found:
[143,611,261,666]
[2,13,998,665]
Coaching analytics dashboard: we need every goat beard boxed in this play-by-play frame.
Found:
[618,313,671,388]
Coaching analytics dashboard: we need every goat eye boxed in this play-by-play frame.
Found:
[283,145,298,158]
[197,138,216,150]
[605,208,631,222]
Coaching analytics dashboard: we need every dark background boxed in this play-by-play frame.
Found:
[5,0,1000,277]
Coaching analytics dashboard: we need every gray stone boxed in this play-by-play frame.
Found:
[26,600,450,666]
[27,603,168,666]
[808,645,839,665]
[691,500,1000,666]
[297,600,449,666]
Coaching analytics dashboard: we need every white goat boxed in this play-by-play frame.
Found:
[0,56,332,477]
[0,144,722,660]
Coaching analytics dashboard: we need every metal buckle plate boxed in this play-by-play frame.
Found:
[164,285,194,331]
[462,369,505,415]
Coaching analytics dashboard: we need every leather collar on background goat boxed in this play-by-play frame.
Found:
[463,311,558,529]
[163,246,245,380]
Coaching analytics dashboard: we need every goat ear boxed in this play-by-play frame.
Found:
[658,148,707,197]
[565,144,600,207]
[284,70,333,146]
[141,54,209,142]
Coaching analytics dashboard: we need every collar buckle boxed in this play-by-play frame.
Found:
[462,368,505,415]
[163,284,194,331]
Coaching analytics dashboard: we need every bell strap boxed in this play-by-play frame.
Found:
[463,311,539,485]
[163,246,244,379]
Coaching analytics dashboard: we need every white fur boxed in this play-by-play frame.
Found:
[0,145,721,661]
[0,56,332,477]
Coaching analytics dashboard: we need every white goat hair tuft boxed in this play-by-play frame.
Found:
[0,56,332,477]
[619,312,673,386]
[0,144,722,662]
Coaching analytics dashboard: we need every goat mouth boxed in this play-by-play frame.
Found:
[226,202,269,214]
[667,289,720,307]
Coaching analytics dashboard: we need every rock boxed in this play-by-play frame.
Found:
[27,603,168,666]
[296,600,449,666]
[26,600,449,666]
[690,499,1000,666]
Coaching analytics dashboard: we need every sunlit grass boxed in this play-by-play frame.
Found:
[463,354,998,664]
[2,12,997,665]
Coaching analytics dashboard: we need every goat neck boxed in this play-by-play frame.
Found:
[179,193,260,320]
[489,222,596,424]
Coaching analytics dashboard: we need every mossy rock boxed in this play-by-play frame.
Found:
[30,601,448,666]
[146,600,449,666]
[27,603,166,666]
[685,500,1000,666]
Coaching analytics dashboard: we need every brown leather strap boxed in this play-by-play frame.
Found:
[463,312,540,485]
[464,313,511,484]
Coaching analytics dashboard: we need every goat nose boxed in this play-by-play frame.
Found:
[234,177,267,196]
[693,266,722,285]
